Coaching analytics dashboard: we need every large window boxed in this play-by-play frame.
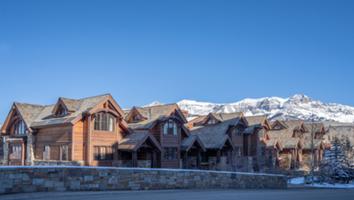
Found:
[163,147,178,160]
[163,120,178,136]
[60,145,69,161]
[94,112,116,132]
[43,145,51,160]
[94,146,113,160]
[10,145,22,160]
[13,120,26,135]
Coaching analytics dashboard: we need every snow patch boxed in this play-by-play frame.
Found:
[289,177,305,185]
[289,177,354,189]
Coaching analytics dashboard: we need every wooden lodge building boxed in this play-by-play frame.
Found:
[265,120,327,171]
[0,94,329,173]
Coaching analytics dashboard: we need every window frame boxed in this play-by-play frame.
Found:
[43,145,51,161]
[13,120,27,135]
[163,120,178,136]
[94,112,116,132]
[10,144,22,160]
[60,145,69,161]
[94,146,114,161]
[163,147,178,160]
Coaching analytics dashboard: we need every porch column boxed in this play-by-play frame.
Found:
[183,151,188,169]
[229,150,234,171]
[196,150,201,169]
[216,150,221,163]
[152,150,157,168]
[114,144,120,167]
[216,150,221,170]
[132,151,138,167]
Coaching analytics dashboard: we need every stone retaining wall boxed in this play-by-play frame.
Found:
[0,166,287,194]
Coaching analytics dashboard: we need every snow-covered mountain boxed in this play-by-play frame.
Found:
[146,94,354,123]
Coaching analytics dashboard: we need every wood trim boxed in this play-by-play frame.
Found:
[86,115,92,165]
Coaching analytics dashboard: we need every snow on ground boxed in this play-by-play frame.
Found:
[288,177,354,189]
[308,183,354,189]
[288,177,305,185]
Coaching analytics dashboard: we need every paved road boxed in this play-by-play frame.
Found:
[2,189,354,200]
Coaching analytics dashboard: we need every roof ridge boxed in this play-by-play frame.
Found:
[140,103,177,109]
[14,102,46,107]
[77,93,111,101]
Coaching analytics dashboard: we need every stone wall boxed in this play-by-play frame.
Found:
[0,166,287,194]
[33,160,83,166]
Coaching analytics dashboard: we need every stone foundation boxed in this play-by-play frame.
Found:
[0,166,287,194]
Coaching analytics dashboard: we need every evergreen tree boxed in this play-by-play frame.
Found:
[320,137,353,183]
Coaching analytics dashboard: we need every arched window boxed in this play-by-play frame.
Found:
[13,120,26,135]
[163,120,178,136]
[94,112,116,132]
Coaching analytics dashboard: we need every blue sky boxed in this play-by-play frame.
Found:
[0,0,354,122]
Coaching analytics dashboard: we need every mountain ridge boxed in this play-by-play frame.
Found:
[145,94,354,123]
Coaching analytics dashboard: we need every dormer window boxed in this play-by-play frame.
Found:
[132,115,142,123]
[163,120,178,136]
[13,120,27,135]
[207,118,217,125]
[55,104,68,117]
[94,112,116,132]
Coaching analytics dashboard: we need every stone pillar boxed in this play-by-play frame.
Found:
[2,137,8,165]
[25,134,34,166]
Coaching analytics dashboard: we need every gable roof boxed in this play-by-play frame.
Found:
[2,94,126,131]
[52,97,82,114]
[126,104,188,130]
[181,135,206,152]
[267,129,294,139]
[210,112,244,122]
[187,112,244,129]
[190,118,239,150]
[271,120,289,130]
[245,115,268,126]
[267,128,299,149]
[282,120,305,132]
[118,130,162,152]
[282,138,302,149]
[16,103,46,124]
[304,122,325,133]
[264,138,282,150]
[302,139,323,150]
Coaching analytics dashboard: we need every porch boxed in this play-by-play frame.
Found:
[117,131,162,168]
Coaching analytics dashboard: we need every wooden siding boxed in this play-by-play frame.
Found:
[34,125,72,160]
[72,120,85,161]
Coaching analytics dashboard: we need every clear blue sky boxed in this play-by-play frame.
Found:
[0,0,354,122]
